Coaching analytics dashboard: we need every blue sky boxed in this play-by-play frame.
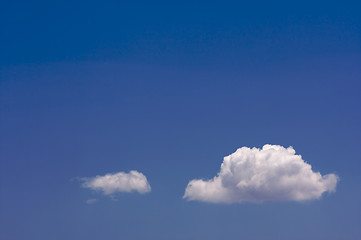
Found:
[1,0,361,239]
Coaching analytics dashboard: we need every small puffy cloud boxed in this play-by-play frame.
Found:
[86,198,97,204]
[82,170,151,195]
[184,144,338,203]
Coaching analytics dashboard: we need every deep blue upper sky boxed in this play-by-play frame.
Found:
[1,1,361,239]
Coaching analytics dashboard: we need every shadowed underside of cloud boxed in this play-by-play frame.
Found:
[184,145,338,203]
[82,170,151,195]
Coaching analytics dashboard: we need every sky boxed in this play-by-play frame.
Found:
[1,0,361,239]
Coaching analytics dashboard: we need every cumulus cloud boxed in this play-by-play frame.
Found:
[82,170,151,195]
[86,198,97,204]
[184,144,338,203]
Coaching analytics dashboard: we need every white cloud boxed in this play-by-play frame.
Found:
[184,144,338,203]
[82,170,151,195]
[86,198,97,204]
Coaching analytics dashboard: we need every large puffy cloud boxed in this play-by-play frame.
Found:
[82,170,151,195]
[184,145,338,203]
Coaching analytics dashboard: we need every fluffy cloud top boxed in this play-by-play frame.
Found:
[82,170,151,195]
[184,145,338,203]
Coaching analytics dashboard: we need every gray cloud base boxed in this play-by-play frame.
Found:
[183,145,338,203]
